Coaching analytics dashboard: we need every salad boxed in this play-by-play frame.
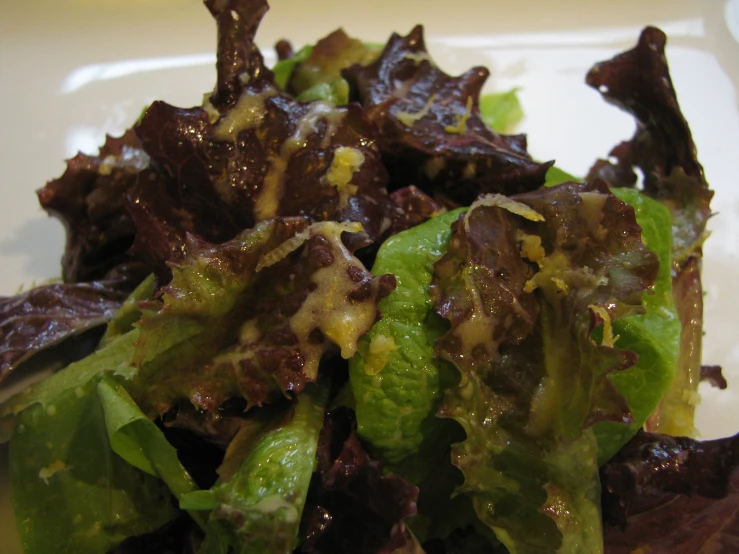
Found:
[1,0,738,553]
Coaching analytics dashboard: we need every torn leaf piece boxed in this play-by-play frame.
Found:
[36,130,149,283]
[430,197,538,371]
[389,185,446,233]
[196,380,328,554]
[432,182,658,553]
[299,408,419,554]
[592,187,680,464]
[0,277,132,383]
[9,375,177,554]
[350,209,464,464]
[479,89,524,133]
[131,219,395,417]
[136,0,398,247]
[700,365,727,390]
[344,25,552,204]
[286,29,380,104]
[601,431,739,553]
[585,26,713,437]
[509,181,658,437]
[123,165,243,283]
[97,375,205,528]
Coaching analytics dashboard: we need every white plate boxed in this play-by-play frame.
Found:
[2,0,738,551]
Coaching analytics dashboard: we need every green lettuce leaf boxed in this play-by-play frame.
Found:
[540,170,681,463]
[0,330,140,421]
[99,274,156,347]
[593,188,680,463]
[285,30,380,104]
[196,380,328,554]
[96,375,205,528]
[543,166,577,187]
[479,89,523,133]
[3,324,209,552]
[585,27,713,436]
[349,209,464,465]
[9,376,177,554]
[272,45,312,90]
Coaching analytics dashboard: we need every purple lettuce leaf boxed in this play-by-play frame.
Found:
[123,166,243,282]
[133,0,399,255]
[430,202,538,371]
[343,26,552,205]
[161,399,251,450]
[36,130,149,283]
[700,364,727,390]
[0,266,147,383]
[431,183,658,552]
[205,0,271,110]
[389,185,447,234]
[585,26,712,266]
[299,407,418,554]
[602,431,739,553]
[585,26,713,437]
[509,181,658,436]
[129,219,395,420]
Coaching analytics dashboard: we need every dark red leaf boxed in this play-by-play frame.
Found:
[700,365,727,390]
[132,0,400,258]
[344,25,552,204]
[389,185,446,233]
[300,408,418,554]
[36,130,148,283]
[0,274,138,381]
[602,431,739,553]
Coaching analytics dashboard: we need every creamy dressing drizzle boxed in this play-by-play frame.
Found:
[397,93,437,127]
[288,221,376,371]
[323,146,365,209]
[444,96,473,134]
[211,88,278,141]
[453,271,496,358]
[577,191,609,242]
[255,102,346,221]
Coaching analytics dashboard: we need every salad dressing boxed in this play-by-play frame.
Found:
[396,93,437,127]
[210,87,277,141]
[255,101,345,220]
[323,146,364,209]
[288,221,376,365]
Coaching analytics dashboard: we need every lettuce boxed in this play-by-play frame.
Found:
[299,407,420,554]
[586,27,713,437]
[349,209,464,464]
[36,130,148,283]
[0,1,722,551]
[284,30,380,104]
[479,89,524,133]
[9,367,177,554]
[128,218,394,419]
[593,188,680,463]
[3,214,394,552]
[194,380,328,554]
[344,25,552,203]
[97,375,205,528]
[601,431,739,552]
[0,280,128,382]
[432,183,657,553]
[352,182,660,552]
